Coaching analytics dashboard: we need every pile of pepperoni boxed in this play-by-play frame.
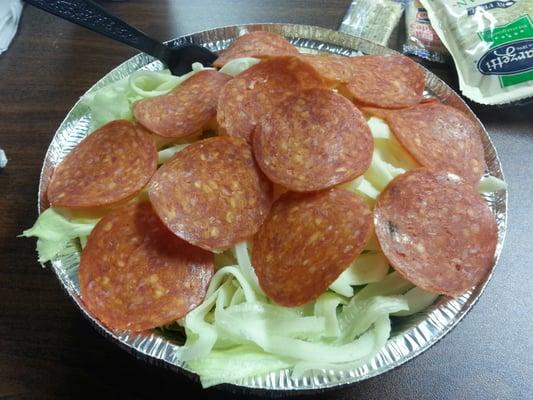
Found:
[46,31,497,332]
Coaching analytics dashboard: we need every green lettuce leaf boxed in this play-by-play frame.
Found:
[21,207,99,265]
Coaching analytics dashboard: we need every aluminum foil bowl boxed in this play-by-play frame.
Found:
[38,24,507,393]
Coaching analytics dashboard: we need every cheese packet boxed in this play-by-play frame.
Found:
[420,0,533,105]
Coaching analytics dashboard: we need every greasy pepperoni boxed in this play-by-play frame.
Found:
[252,189,373,306]
[217,56,326,143]
[133,70,232,139]
[213,31,299,68]
[374,169,498,297]
[47,120,157,209]
[363,103,485,185]
[80,202,214,332]
[299,54,357,84]
[253,88,373,192]
[343,55,425,109]
[148,136,273,251]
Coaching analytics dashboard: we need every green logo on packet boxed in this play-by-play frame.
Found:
[478,15,533,87]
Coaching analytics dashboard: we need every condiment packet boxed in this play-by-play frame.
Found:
[0,149,7,168]
[403,0,448,62]
[420,0,533,105]
[0,0,23,55]
[339,0,408,46]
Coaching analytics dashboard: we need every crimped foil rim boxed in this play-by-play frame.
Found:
[37,23,507,393]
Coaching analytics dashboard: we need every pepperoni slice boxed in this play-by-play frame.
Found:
[148,136,273,251]
[217,56,326,143]
[363,103,485,185]
[47,120,157,209]
[80,202,214,332]
[213,31,299,68]
[299,54,357,84]
[133,70,232,139]
[253,88,373,192]
[374,169,498,297]
[343,55,425,109]
[252,189,373,306]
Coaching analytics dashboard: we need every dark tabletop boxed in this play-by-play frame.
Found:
[1,1,532,399]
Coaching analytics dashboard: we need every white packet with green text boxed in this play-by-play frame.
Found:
[420,0,533,104]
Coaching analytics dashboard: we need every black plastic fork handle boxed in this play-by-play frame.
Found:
[24,0,172,62]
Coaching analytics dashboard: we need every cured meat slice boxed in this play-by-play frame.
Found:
[47,120,157,209]
[343,55,425,109]
[213,31,299,68]
[363,103,485,185]
[217,56,325,143]
[148,136,273,251]
[252,189,373,306]
[133,70,232,139]
[253,88,373,192]
[299,54,357,84]
[374,169,498,297]
[80,202,214,332]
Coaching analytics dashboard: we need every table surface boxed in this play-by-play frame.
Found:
[1,1,532,399]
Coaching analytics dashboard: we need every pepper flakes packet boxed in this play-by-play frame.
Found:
[403,0,449,63]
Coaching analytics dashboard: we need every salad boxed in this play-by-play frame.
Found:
[23,32,506,388]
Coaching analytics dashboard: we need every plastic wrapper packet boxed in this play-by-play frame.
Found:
[403,0,449,62]
[421,0,533,105]
[339,0,408,46]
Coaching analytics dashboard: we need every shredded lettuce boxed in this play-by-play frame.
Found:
[176,241,411,387]
[216,303,326,341]
[205,265,258,302]
[392,287,440,317]
[477,175,507,193]
[329,252,390,297]
[187,345,293,388]
[355,177,381,201]
[229,286,246,306]
[314,292,346,337]
[342,175,380,206]
[354,272,414,301]
[178,279,234,362]
[367,116,392,139]
[129,70,190,98]
[292,315,392,379]
[157,143,190,164]
[364,150,396,191]
[21,207,99,265]
[367,117,419,170]
[337,295,408,342]
[233,241,265,299]
[343,116,419,194]
[219,57,260,77]
[225,323,373,363]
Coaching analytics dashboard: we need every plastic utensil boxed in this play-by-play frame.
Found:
[24,0,217,75]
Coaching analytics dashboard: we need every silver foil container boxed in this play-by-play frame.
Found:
[38,24,507,393]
